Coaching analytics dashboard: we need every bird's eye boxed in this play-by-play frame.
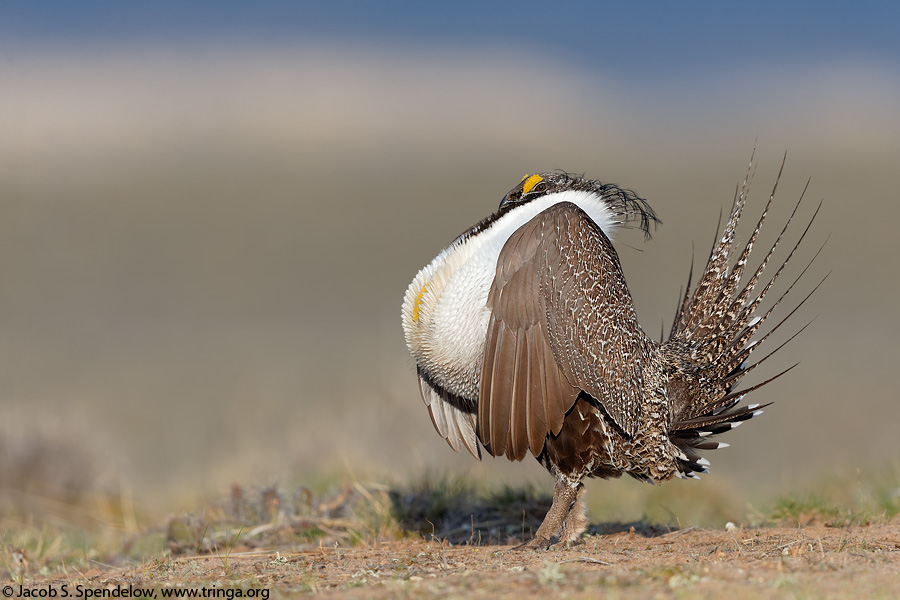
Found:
[534,182,547,193]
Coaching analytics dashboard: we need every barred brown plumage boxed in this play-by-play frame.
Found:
[401,156,824,549]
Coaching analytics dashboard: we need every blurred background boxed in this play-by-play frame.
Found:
[0,2,897,519]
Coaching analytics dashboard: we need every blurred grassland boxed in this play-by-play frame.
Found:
[0,42,898,533]
[2,466,898,581]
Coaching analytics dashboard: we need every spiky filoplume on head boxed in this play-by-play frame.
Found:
[500,172,660,239]
[401,154,823,548]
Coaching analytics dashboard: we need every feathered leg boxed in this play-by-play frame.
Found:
[515,474,582,549]
[560,483,588,544]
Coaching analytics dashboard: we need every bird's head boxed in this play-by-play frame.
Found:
[499,173,566,208]
[500,172,661,238]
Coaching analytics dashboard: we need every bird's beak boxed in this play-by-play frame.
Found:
[499,193,511,210]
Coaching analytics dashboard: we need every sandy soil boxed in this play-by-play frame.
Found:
[19,521,900,599]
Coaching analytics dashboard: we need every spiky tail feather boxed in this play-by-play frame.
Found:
[660,152,826,479]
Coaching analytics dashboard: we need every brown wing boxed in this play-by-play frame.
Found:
[478,202,648,460]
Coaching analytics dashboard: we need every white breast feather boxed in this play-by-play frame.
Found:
[402,190,617,399]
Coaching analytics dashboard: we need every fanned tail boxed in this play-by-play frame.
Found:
[660,152,826,479]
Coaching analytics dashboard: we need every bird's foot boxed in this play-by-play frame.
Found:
[511,535,584,551]
[553,537,585,549]
[512,536,552,551]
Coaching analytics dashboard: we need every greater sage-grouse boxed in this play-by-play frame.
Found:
[401,157,822,548]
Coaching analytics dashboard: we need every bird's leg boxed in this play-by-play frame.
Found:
[559,482,587,544]
[514,476,580,550]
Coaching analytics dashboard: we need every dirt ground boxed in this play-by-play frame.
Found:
[17,520,900,599]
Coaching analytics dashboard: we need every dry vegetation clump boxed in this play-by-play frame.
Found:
[165,482,399,555]
[161,478,581,555]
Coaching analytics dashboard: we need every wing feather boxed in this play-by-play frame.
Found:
[418,373,480,459]
[524,326,547,454]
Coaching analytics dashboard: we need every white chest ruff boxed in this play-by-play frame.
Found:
[401,190,618,400]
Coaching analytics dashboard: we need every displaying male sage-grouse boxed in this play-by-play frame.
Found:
[401,156,822,548]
